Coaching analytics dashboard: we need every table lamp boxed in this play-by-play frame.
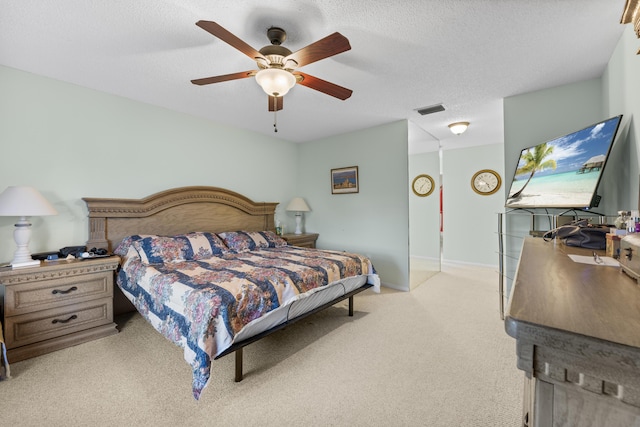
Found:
[0,186,58,268]
[286,197,310,235]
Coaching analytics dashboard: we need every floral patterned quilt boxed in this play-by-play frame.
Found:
[115,232,379,399]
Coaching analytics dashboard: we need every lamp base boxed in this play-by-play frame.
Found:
[294,213,303,235]
[11,217,39,268]
[12,259,41,269]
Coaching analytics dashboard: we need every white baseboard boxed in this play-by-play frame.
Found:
[441,258,498,270]
[410,255,440,262]
[379,281,408,292]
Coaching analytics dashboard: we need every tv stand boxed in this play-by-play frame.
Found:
[556,207,605,218]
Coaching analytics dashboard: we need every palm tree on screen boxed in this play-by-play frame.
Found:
[509,143,557,199]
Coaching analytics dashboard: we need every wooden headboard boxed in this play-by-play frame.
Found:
[83,186,279,252]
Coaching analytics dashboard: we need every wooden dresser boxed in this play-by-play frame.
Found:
[281,233,319,248]
[0,256,119,362]
[505,237,640,427]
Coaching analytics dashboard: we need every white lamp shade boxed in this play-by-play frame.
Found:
[286,197,310,212]
[0,186,58,216]
[255,68,296,97]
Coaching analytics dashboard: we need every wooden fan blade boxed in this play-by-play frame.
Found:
[268,96,283,111]
[293,72,352,100]
[285,32,351,68]
[191,70,256,86]
[196,21,265,61]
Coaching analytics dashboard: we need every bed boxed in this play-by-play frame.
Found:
[82,186,379,399]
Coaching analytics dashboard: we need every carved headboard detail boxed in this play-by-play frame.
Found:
[83,186,279,252]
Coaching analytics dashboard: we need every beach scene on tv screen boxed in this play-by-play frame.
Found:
[505,116,620,209]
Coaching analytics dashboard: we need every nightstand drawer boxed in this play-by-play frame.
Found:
[3,271,113,317]
[3,297,113,348]
[281,233,319,248]
[1,256,119,361]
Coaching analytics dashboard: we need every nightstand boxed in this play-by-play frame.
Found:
[0,256,120,362]
[281,233,319,248]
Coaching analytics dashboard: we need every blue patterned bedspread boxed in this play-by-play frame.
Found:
[116,236,378,399]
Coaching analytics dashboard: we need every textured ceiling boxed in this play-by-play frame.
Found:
[0,1,627,153]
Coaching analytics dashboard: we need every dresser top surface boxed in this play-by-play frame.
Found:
[506,237,640,349]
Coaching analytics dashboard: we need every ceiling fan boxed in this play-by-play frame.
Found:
[190,21,353,120]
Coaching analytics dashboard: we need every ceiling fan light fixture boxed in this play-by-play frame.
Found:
[255,68,296,97]
[448,121,470,135]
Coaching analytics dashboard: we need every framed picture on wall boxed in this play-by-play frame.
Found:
[331,166,359,194]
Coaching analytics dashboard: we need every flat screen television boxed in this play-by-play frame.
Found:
[505,114,622,210]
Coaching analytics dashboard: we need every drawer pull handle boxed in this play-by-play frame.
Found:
[52,314,78,324]
[52,286,78,295]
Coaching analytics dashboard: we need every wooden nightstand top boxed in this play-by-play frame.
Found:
[281,233,319,248]
[0,256,120,284]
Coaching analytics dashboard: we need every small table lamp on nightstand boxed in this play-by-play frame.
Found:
[286,197,310,235]
[0,186,58,268]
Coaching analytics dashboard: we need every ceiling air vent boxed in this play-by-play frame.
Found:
[416,104,445,116]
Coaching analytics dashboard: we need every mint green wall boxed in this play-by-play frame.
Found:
[0,65,298,262]
[10,31,636,290]
[409,151,440,260]
[504,78,606,212]
[502,26,640,295]
[0,65,411,290]
[441,144,504,266]
[603,25,640,212]
[502,79,604,294]
[503,75,634,218]
[298,121,410,290]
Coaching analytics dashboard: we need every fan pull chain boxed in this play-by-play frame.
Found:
[273,96,278,133]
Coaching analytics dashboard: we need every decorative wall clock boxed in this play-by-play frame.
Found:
[471,169,501,195]
[412,174,435,197]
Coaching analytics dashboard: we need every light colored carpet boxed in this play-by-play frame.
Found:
[410,256,441,290]
[1,265,522,426]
